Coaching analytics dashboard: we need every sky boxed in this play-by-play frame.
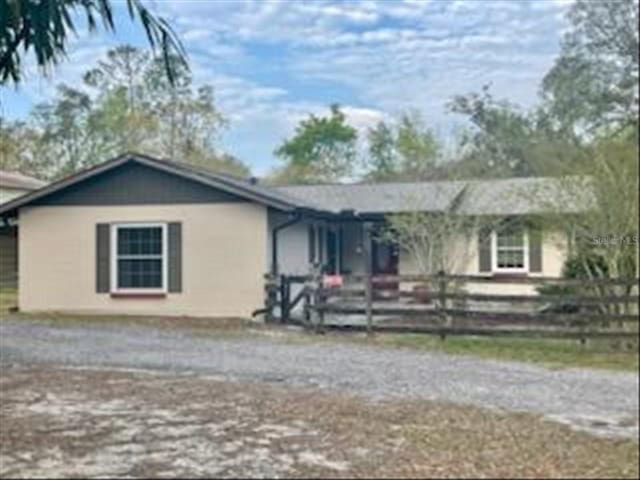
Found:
[0,0,574,175]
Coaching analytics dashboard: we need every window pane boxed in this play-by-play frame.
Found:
[118,227,162,255]
[497,226,524,248]
[497,250,524,269]
[117,259,162,288]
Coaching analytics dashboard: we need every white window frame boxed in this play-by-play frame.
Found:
[110,222,168,294]
[491,227,529,274]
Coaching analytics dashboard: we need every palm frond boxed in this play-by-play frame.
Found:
[0,0,188,86]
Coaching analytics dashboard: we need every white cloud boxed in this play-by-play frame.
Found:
[295,2,380,24]
[5,36,114,108]
[341,106,386,131]
[553,0,576,7]
[4,0,570,175]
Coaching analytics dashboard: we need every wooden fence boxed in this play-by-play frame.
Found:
[263,272,639,341]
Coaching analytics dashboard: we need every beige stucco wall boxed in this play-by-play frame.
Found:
[19,203,267,318]
[398,229,569,295]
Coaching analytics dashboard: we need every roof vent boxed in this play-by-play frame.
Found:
[249,177,258,185]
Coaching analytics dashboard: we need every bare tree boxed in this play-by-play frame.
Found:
[533,135,639,315]
[382,184,502,278]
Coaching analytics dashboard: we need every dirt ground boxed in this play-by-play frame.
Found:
[0,365,637,479]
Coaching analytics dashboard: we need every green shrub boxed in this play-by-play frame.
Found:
[536,253,608,313]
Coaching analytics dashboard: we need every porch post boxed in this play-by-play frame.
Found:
[363,221,374,336]
[336,225,342,274]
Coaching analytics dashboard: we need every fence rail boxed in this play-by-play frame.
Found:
[262,272,639,342]
[342,273,640,286]
[316,304,639,323]
[319,288,638,305]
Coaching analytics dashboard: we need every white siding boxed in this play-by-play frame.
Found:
[267,211,313,276]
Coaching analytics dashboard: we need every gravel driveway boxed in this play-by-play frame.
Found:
[1,318,638,438]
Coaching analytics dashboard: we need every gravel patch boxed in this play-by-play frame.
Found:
[1,318,638,439]
[2,366,638,478]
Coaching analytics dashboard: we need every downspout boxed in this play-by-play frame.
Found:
[271,211,302,276]
[253,211,303,319]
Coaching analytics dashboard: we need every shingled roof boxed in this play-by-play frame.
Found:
[277,181,466,214]
[277,176,587,216]
[0,152,588,218]
[456,176,590,216]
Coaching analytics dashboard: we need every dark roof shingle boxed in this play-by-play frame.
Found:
[277,181,466,214]
[277,176,588,215]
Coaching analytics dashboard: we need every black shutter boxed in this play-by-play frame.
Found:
[529,227,543,273]
[478,226,492,273]
[96,223,110,293]
[168,222,182,293]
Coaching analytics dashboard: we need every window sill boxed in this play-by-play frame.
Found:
[110,292,167,299]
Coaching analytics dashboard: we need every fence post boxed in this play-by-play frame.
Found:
[438,270,447,341]
[313,268,325,334]
[279,275,286,323]
[303,281,311,327]
[578,321,588,347]
[264,273,277,323]
[365,268,373,337]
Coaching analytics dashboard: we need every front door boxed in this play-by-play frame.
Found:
[326,229,338,274]
[372,238,398,275]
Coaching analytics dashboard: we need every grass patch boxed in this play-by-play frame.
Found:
[367,333,639,371]
[1,311,276,342]
[3,311,261,331]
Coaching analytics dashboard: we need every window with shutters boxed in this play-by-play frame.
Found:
[111,223,168,292]
[492,225,529,273]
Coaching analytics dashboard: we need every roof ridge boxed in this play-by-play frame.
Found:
[276,175,579,191]
[277,179,462,189]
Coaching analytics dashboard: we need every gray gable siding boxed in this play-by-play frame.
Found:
[32,162,247,206]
